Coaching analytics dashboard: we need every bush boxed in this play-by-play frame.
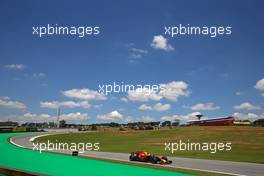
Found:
[91,125,97,131]
[138,125,145,130]
[119,127,126,131]
[145,125,154,130]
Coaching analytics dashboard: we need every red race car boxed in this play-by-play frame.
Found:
[129,151,172,165]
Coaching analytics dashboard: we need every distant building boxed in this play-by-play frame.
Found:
[0,121,18,127]
[160,119,180,127]
[253,119,264,127]
[233,120,252,126]
[187,116,234,126]
[0,121,19,133]
[171,119,180,126]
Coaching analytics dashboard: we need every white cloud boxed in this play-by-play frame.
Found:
[235,92,243,96]
[233,102,261,111]
[0,96,26,110]
[93,104,103,109]
[33,73,46,78]
[138,104,152,111]
[128,87,162,102]
[159,81,190,101]
[123,116,134,123]
[129,53,142,59]
[255,78,264,91]
[22,113,51,122]
[131,48,148,54]
[190,103,220,111]
[0,96,10,100]
[139,116,155,122]
[139,103,171,111]
[20,112,89,123]
[255,78,264,97]
[126,115,157,123]
[128,47,148,61]
[151,35,174,51]
[40,101,59,109]
[233,112,263,121]
[161,115,179,121]
[97,110,123,121]
[40,101,90,109]
[153,103,171,111]
[59,112,89,122]
[4,64,25,70]
[63,88,107,100]
[120,97,128,102]
[127,81,189,102]
[161,112,202,122]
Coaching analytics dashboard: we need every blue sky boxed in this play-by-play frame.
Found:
[0,0,264,124]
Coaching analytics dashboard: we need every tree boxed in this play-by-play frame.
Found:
[253,119,264,127]
[91,124,97,131]
[59,120,66,128]
[161,121,171,127]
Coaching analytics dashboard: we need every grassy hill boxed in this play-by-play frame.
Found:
[36,126,264,163]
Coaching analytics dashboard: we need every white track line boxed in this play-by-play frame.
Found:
[9,137,26,148]
[10,133,247,176]
[82,154,246,176]
[165,165,247,176]
[29,133,53,142]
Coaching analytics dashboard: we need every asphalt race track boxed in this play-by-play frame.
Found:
[8,132,264,176]
[0,133,189,176]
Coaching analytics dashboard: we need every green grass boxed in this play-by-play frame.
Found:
[0,133,190,176]
[36,126,264,163]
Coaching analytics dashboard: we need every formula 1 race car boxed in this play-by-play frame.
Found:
[129,151,172,165]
